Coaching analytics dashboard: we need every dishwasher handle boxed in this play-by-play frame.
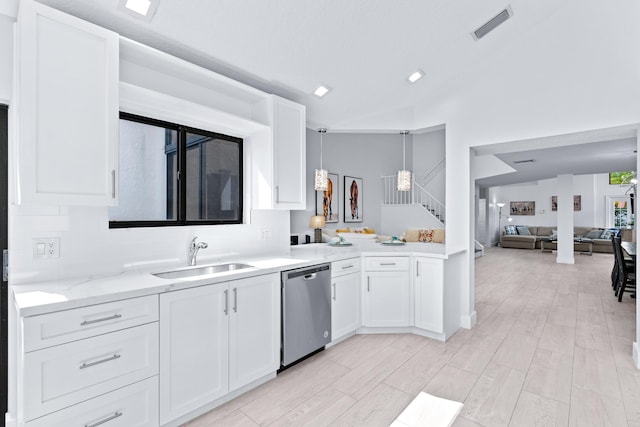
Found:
[303,273,317,281]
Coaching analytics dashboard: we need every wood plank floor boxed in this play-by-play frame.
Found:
[185,247,638,426]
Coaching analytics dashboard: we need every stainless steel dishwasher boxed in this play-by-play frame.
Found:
[281,263,331,368]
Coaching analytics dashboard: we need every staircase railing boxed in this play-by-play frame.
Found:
[421,157,445,187]
[381,175,446,224]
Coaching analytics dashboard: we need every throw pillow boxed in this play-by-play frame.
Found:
[516,225,531,235]
[505,225,517,235]
[585,229,603,239]
[432,228,445,243]
[418,229,434,243]
[336,228,350,233]
[404,229,420,242]
[601,228,620,239]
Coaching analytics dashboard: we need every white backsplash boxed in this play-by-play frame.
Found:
[10,206,290,285]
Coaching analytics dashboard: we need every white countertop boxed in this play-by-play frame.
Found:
[12,241,464,317]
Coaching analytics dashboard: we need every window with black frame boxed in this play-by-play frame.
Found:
[109,113,242,228]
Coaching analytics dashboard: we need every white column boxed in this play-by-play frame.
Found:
[556,174,575,264]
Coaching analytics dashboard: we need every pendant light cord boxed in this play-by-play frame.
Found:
[402,131,406,170]
[320,130,323,170]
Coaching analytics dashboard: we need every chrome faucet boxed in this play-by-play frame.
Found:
[188,237,208,266]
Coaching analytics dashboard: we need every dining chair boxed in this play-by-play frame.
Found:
[613,236,636,301]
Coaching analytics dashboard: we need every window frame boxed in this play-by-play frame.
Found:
[109,112,243,229]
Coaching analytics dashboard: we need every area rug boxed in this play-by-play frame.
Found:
[390,391,463,427]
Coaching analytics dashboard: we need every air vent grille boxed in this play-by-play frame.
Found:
[513,159,535,164]
[473,7,512,41]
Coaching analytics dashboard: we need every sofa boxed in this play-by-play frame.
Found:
[500,225,624,253]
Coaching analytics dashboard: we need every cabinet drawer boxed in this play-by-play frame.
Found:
[364,256,409,271]
[332,258,361,278]
[23,295,158,351]
[24,322,159,421]
[26,376,159,427]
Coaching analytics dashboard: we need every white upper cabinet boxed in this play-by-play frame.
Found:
[17,0,119,205]
[272,96,306,209]
[251,95,306,210]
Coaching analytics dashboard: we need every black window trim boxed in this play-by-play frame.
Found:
[109,112,243,229]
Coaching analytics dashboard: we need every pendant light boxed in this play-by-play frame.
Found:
[314,128,328,191]
[397,130,411,191]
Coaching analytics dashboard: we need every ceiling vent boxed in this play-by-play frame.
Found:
[513,159,535,164]
[472,6,513,41]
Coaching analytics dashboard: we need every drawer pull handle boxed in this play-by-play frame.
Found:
[111,170,116,199]
[380,262,397,266]
[224,289,229,315]
[342,264,354,269]
[80,314,122,326]
[80,354,121,370]
[233,288,238,313]
[332,282,337,300]
[85,411,123,427]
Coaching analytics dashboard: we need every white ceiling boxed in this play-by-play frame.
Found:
[35,0,565,131]
[476,137,637,188]
[30,0,638,188]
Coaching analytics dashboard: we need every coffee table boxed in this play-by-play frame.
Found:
[540,237,593,255]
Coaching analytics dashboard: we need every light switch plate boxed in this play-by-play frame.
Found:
[33,238,60,259]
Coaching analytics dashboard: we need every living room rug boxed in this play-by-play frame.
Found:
[390,392,463,427]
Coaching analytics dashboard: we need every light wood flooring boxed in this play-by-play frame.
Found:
[185,247,639,426]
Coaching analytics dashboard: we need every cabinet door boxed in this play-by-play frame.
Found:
[414,257,444,333]
[159,284,229,425]
[229,273,280,391]
[272,96,306,209]
[363,272,410,327]
[331,272,361,340]
[18,0,119,205]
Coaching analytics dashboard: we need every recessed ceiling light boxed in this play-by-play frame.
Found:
[118,0,159,20]
[313,85,331,98]
[407,69,424,84]
[125,0,151,15]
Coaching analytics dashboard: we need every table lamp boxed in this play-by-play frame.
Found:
[309,215,326,243]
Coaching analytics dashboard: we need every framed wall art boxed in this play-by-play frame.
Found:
[315,172,338,223]
[344,176,363,223]
[510,201,535,216]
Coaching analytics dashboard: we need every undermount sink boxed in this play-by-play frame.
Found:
[153,263,254,280]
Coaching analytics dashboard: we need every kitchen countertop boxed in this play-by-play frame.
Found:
[12,241,465,317]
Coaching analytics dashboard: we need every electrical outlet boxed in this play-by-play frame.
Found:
[261,228,272,240]
[33,238,60,259]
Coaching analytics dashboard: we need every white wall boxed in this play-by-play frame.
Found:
[412,129,446,203]
[486,174,632,245]
[290,130,413,235]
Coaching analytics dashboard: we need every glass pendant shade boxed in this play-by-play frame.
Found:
[397,170,411,191]
[314,128,328,191]
[314,168,328,191]
[397,131,411,191]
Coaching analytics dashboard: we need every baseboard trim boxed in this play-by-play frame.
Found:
[460,311,477,329]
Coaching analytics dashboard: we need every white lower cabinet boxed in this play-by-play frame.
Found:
[331,258,361,341]
[159,283,229,424]
[159,273,280,425]
[26,377,158,427]
[362,257,411,327]
[414,257,444,333]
